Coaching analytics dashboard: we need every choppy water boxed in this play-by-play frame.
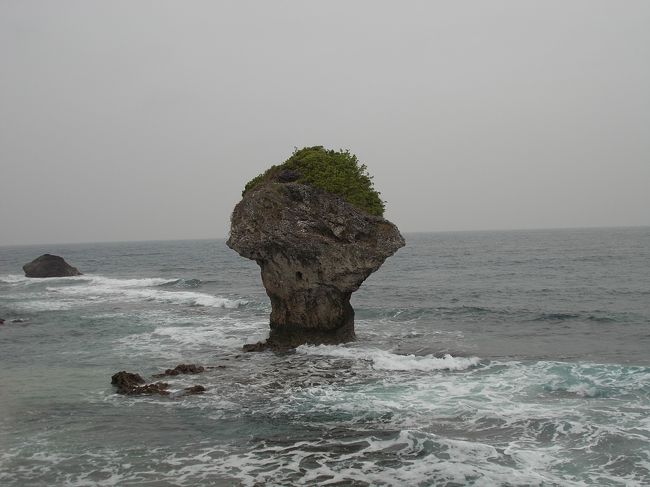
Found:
[1,228,649,486]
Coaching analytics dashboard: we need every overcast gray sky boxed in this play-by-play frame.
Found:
[1,1,648,245]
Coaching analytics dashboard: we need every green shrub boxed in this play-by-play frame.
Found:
[243,146,385,217]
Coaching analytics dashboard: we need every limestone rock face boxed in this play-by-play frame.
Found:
[227,182,405,347]
[23,254,82,278]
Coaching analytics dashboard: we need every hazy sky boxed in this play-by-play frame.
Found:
[1,1,648,245]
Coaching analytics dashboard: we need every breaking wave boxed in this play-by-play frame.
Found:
[298,345,481,371]
[158,278,203,289]
[1,274,246,310]
[49,276,247,309]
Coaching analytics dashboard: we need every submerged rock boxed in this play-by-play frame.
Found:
[23,254,82,278]
[227,181,404,348]
[183,385,206,395]
[130,382,170,396]
[153,363,205,378]
[0,318,28,326]
[242,342,272,353]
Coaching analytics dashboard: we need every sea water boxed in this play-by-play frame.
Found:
[0,228,648,486]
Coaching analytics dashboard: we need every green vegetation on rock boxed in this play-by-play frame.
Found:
[243,146,385,217]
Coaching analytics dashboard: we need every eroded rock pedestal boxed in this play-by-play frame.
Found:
[227,182,405,348]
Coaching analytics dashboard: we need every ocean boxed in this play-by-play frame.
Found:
[0,227,649,486]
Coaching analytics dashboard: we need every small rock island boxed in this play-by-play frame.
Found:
[227,146,405,349]
[23,254,82,278]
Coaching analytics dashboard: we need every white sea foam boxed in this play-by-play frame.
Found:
[213,359,649,486]
[2,274,246,310]
[115,314,268,360]
[0,274,32,284]
[297,345,481,371]
[207,429,588,487]
[566,383,598,397]
[43,275,247,309]
[3,358,649,486]
[11,299,78,311]
[0,274,173,287]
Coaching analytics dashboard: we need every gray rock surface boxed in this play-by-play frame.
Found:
[23,254,82,278]
[227,182,405,348]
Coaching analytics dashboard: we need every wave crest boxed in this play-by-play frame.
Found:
[3,274,247,310]
[298,345,481,371]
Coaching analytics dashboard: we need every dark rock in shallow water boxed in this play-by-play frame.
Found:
[183,385,206,395]
[242,342,270,353]
[112,370,207,397]
[242,341,298,353]
[111,371,146,394]
[0,318,28,326]
[228,182,404,348]
[23,254,82,278]
[130,382,170,396]
[153,363,205,378]
[111,371,170,396]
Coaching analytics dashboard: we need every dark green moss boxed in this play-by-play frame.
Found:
[243,146,385,217]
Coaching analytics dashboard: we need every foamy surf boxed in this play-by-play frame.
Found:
[0,274,174,287]
[1,230,649,486]
[211,429,586,487]
[298,345,481,371]
[38,275,247,309]
[117,319,265,358]
[0,274,32,284]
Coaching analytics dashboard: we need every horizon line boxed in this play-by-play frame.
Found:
[1,223,648,248]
